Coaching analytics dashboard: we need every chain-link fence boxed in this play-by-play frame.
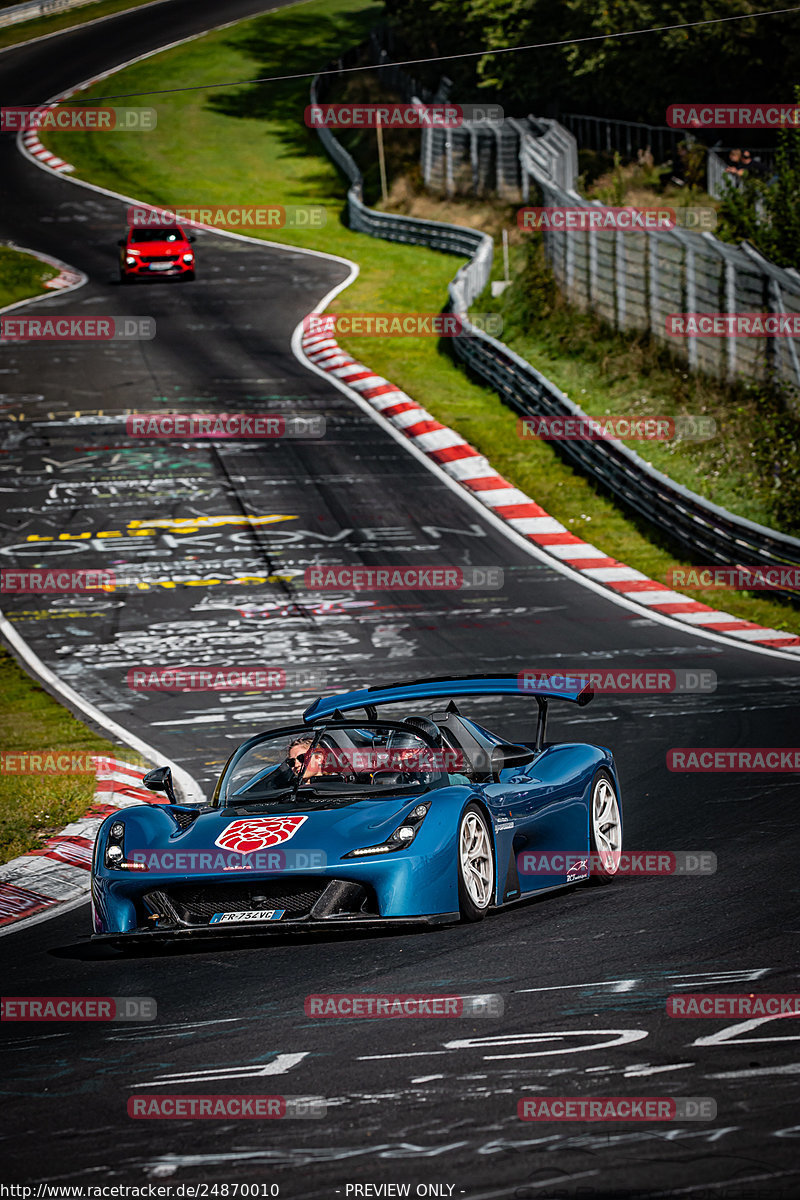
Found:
[415,106,800,395]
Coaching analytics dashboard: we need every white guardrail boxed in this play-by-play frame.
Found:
[0,0,101,30]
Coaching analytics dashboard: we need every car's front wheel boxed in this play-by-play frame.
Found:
[589,769,623,885]
[457,803,494,921]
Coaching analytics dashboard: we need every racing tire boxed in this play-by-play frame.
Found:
[588,768,623,886]
[457,803,495,921]
[183,271,195,281]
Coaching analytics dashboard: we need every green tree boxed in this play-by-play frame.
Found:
[383,0,800,124]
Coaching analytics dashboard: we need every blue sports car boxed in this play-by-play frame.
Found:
[91,675,623,944]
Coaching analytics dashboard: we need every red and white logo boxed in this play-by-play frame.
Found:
[214,816,308,854]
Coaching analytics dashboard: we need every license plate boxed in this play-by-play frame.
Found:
[148,262,175,271]
[209,909,285,924]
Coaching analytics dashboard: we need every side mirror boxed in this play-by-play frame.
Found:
[117,239,127,246]
[491,743,536,780]
[143,765,176,804]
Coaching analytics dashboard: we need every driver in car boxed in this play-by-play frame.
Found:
[286,736,327,781]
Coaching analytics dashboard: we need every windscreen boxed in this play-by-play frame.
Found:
[129,227,184,242]
[221,724,451,806]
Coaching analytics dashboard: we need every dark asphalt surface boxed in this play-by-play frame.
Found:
[1,3,799,1197]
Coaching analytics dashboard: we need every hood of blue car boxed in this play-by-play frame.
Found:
[121,795,422,866]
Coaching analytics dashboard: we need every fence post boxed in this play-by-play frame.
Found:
[724,258,737,381]
[588,221,598,307]
[615,229,626,329]
[421,126,432,187]
[565,223,575,299]
[771,278,800,390]
[648,233,659,336]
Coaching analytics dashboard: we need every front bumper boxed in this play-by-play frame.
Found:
[121,261,193,277]
[92,911,458,942]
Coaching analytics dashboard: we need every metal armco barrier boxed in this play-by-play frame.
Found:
[310,67,800,580]
[0,0,100,29]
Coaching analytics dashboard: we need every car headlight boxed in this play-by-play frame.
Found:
[105,819,125,868]
[125,256,137,266]
[182,253,193,263]
[344,802,430,858]
[103,819,145,870]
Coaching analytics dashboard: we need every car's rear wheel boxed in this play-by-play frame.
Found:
[457,803,494,921]
[589,769,623,885]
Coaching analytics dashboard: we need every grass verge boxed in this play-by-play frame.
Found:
[39,0,799,637]
[0,649,136,865]
[0,244,58,308]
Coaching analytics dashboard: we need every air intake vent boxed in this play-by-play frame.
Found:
[172,809,199,829]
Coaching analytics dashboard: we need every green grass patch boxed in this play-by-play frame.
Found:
[0,649,137,864]
[0,0,160,50]
[0,245,58,308]
[39,0,799,639]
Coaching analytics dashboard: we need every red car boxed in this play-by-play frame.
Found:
[118,224,196,282]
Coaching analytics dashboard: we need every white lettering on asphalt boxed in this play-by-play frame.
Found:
[130,1052,309,1087]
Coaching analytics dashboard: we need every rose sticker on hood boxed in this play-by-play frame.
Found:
[214,815,308,854]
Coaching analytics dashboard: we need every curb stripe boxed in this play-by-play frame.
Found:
[300,326,800,655]
[0,757,154,931]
